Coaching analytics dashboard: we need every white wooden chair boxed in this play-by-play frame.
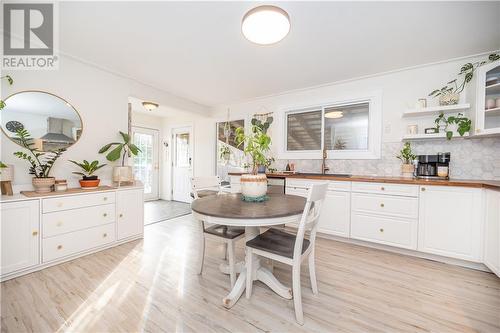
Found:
[191,176,245,287]
[245,183,328,324]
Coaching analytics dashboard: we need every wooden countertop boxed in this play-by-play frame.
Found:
[228,172,500,190]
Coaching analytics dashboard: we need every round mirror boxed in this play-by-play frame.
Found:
[1,91,83,151]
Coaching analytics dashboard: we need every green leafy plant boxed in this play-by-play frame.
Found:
[251,116,273,134]
[69,160,106,179]
[0,75,13,110]
[13,129,65,178]
[396,142,417,164]
[434,112,471,140]
[429,53,499,98]
[235,125,272,174]
[0,161,7,168]
[219,145,231,159]
[99,131,141,166]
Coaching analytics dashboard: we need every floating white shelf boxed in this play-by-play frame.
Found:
[402,132,470,141]
[485,106,500,116]
[401,103,470,118]
[485,82,500,95]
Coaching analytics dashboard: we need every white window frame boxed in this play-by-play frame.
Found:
[276,91,382,160]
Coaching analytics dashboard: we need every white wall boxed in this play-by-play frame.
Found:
[211,53,500,179]
[1,55,209,191]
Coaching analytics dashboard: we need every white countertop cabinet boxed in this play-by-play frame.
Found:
[484,189,500,275]
[1,200,40,276]
[0,186,144,281]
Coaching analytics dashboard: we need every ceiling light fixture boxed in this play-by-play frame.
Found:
[325,111,344,119]
[142,101,159,111]
[242,5,290,45]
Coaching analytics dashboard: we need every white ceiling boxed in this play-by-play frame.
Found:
[60,1,500,107]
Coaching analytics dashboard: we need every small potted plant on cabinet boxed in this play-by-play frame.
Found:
[396,142,417,178]
[99,131,140,185]
[13,129,65,193]
[235,124,271,200]
[69,160,106,189]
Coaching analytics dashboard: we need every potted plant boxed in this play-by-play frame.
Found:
[99,131,140,184]
[235,124,271,200]
[219,145,231,163]
[69,160,107,189]
[257,157,275,174]
[396,142,417,178]
[434,112,471,140]
[13,129,65,193]
[429,53,499,106]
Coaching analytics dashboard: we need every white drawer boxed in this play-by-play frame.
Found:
[43,223,115,262]
[286,186,308,197]
[351,182,418,197]
[351,213,417,250]
[43,204,116,238]
[43,192,116,213]
[351,193,418,219]
[286,178,351,192]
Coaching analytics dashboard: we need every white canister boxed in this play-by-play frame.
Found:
[407,125,418,135]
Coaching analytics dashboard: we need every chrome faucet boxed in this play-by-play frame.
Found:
[321,148,330,174]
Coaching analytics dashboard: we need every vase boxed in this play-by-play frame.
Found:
[401,164,414,178]
[32,177,55,193]
[79,178,100,189]
[112,166,134,183]
[240,174,267,198]
[439,93,460,106]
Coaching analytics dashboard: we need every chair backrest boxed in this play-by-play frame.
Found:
[190,176,222,199]
[293,183,328,260]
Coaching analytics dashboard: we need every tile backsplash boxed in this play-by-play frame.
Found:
[275,137,500,180]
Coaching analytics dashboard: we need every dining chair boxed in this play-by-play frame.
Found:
[245,183,328,325]
[191,176,245,287]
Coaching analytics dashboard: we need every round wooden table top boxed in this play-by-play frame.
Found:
[191,193,306,219]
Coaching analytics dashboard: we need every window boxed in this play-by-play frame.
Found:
[216,119,246,181]
[282,94,381,159]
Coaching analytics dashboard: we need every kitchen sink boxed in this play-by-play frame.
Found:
[296,172,351,178]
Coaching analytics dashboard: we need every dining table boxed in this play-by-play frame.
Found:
[191,192,306,308]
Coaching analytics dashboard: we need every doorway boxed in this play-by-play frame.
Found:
[171,126,193,203]
[132,126,160,201]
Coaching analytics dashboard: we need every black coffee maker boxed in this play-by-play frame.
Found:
[416,153,451,179]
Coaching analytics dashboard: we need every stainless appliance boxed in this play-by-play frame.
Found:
[416,153,451,179]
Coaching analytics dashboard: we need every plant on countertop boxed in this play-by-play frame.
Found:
[99,131,141,165]
[69,160,106,180]
[434,112,471,140]
[396,142,417,164]
[13,129,65,178]
[235,124,271,175]
[429,53,500,103]
[0,75,13,110]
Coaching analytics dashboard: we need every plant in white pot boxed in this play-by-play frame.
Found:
[99,131,140,184]
[396,142,417,178]
[13,129,65,193]
[235,124,271,200]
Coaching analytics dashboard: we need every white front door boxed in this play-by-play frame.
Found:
[172,126,193,203]
[132,127,160,201]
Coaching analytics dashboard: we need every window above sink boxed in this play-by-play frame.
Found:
[277,91,382,160]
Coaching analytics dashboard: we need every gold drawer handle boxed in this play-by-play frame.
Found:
[380,187,385,191]
[119,213,123,218]
[380,203,384,208]
[379,228,384,233]
[56,221,63,227]
[103,213,107,217]
[32,231,38,236]
[103,233,107,238]
[103,197,108,201]
[421,187,426,192]
[57,245,63,250]
[57,202,63,207]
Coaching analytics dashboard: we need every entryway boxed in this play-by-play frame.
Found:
[132,126,160,201]
[171,126,193,203]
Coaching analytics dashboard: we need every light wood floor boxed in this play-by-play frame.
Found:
[2,214,500,333]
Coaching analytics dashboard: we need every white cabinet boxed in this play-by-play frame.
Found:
[418,186,483,262]
[116,188,144,240]
[468,60,500,136]
[1,200,40,275]
[318,190,350,237]
[484,190,500,277]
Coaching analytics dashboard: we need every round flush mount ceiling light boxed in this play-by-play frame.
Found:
[142,101,159,111]
[242,5,290,45]
[325,111,344,119]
